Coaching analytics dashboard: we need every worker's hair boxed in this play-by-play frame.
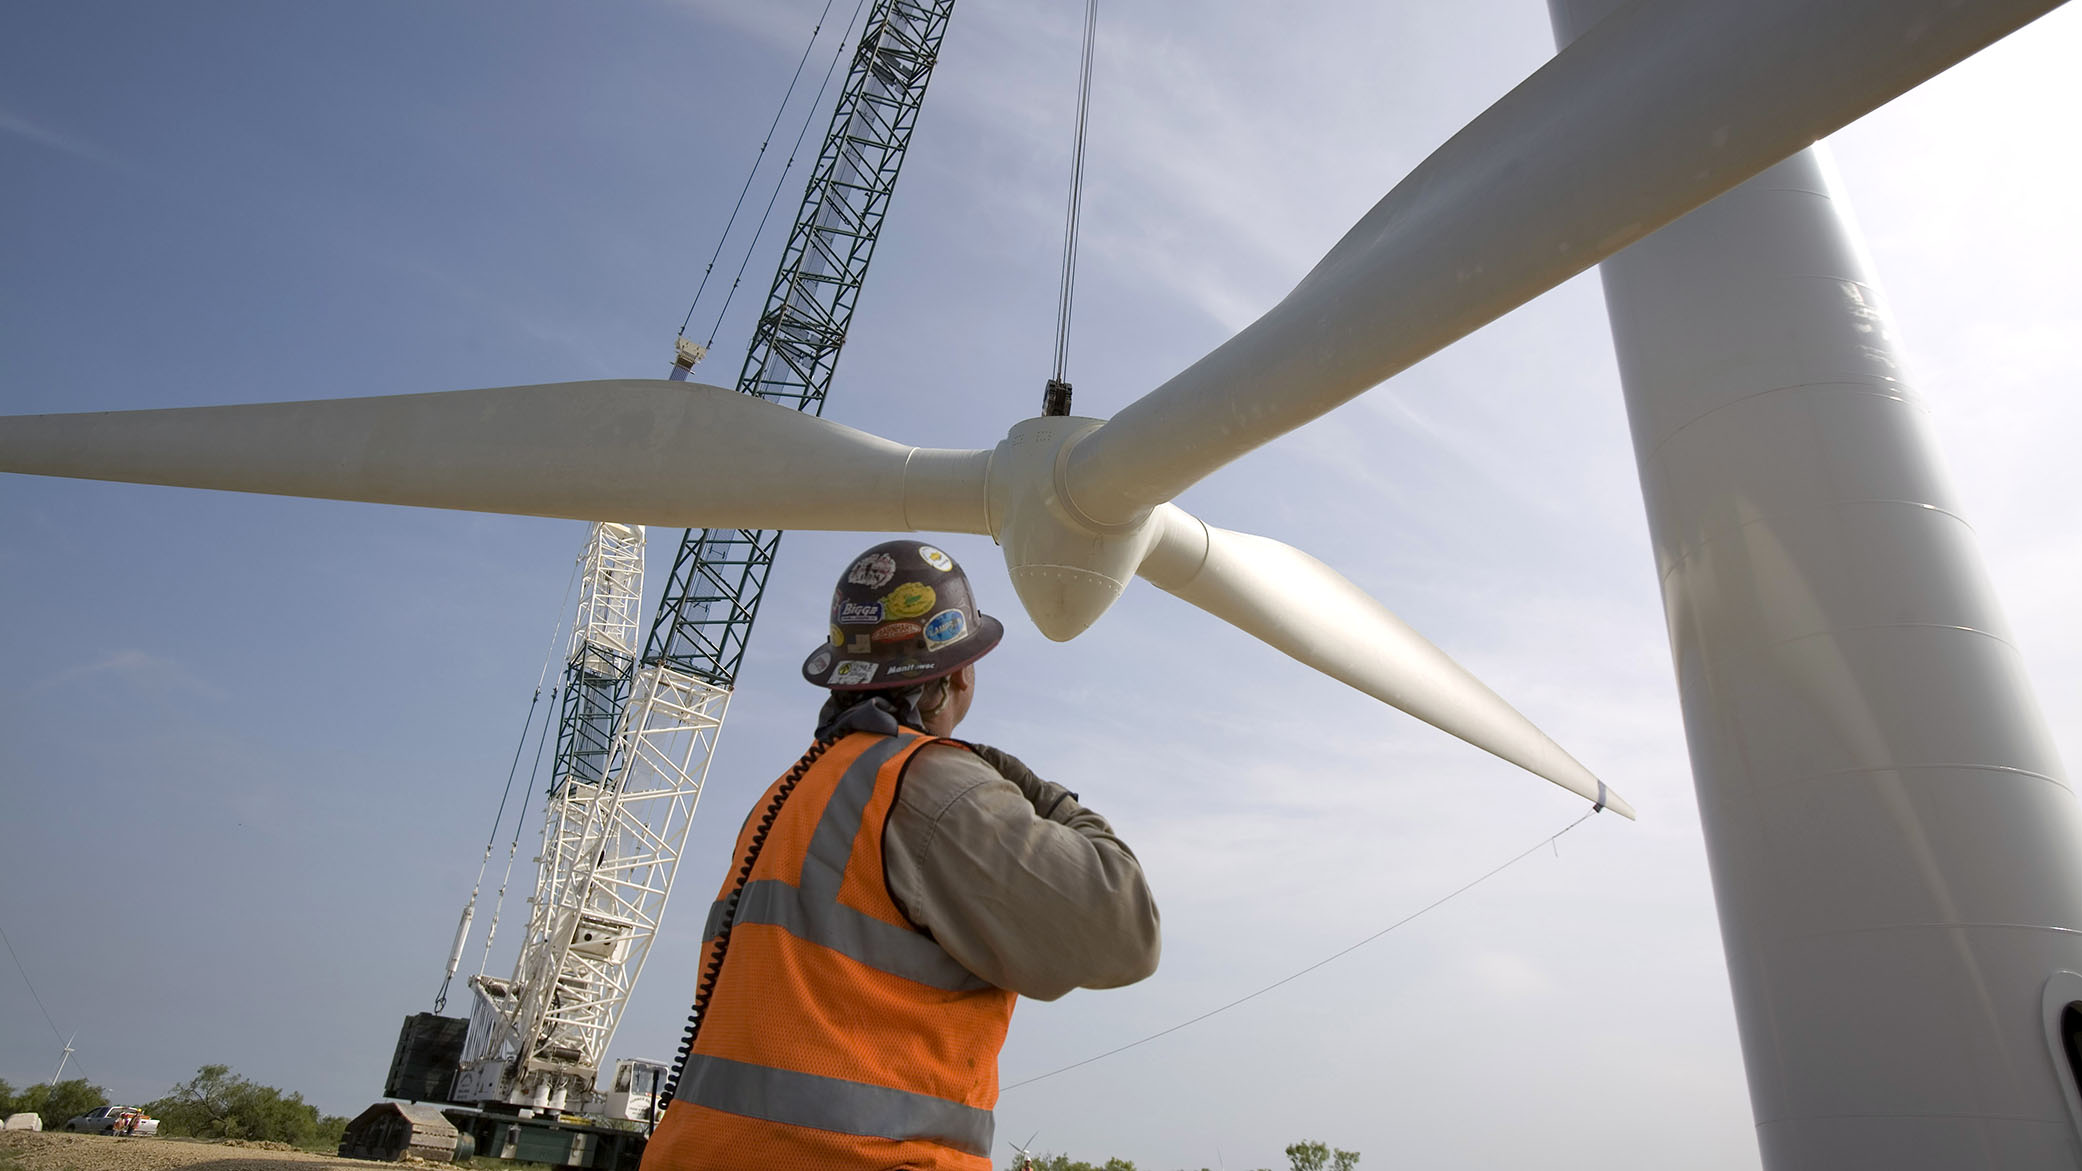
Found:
[916,675,954,720]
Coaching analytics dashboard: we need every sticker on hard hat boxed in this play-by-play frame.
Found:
[846,632,873,653]
[830,660,879,686]
[872,621,922,644]
[881,582,936,620]
[884,661,931,676]
[806,649,833,677]
[829,624,844,648]
[923,608,968,649]
[847,552,897,589]
[835,600,883,625]
[918,545,955,572]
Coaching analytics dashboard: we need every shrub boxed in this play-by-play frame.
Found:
[145,1065,338,1147]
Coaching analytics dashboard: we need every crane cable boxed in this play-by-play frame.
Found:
[698,0,874,351]
[1042,0,1100,417]
[676,0,846,342]
[1000,808,1602,1092]
[434,556,580,1012]
[475,670,562,978]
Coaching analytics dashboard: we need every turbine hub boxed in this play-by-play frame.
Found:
[988,416,1159,641]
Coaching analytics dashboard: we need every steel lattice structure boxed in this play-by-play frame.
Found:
[646,0,957,683]
[454,0,959,1115]
[459,522,659,1108]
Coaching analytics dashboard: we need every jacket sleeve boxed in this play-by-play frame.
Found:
[883,741,1161,1001]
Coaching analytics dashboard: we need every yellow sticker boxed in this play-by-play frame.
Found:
[829,624,844,648]
[880,581,937,620]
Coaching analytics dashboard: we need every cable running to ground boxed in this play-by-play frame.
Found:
[1001,809,1600,1091]
[1,919,90,1082]
[702,0,875,349]
[677,0,844,339]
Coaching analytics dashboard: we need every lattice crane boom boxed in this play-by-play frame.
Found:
[445,0,960,1118]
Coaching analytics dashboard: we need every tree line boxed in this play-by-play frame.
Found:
[0,1065,348,1151]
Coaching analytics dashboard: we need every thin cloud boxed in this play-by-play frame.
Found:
[31,649,226,701]
[0,108,123,171]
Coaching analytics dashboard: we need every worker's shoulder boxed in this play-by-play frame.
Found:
[895,739,1016,815]
[904,738,1000,785]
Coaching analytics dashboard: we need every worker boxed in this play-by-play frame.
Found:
[642,540,1161,1171]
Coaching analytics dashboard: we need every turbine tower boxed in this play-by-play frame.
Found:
[1552,0,2082,1162]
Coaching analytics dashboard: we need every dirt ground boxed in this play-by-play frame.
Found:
[0,1131,403,1171]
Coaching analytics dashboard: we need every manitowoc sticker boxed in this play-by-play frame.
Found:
[923,608,967,649]
[846,552,896,589]
[918,545,954,572]
[830,660,879,686]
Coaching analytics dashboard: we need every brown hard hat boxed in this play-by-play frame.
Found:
[802,540,1005,691]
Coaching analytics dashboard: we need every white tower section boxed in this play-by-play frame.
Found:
[1554,1,2082,1163]
[456,522,730,1114]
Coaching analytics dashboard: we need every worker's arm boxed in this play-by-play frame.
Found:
[883,741,1160,1001]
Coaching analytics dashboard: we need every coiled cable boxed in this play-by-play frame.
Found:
[659,737,836,1106]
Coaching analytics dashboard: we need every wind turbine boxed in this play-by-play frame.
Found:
[1,0,2066,816]
[50,1032,75,1086]
[2,0,2075,1167]
[1008,1129,1041,1171]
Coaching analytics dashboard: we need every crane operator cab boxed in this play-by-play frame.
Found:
[608,1057,671,1124]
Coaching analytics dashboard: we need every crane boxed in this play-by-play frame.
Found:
[390,0,965,1139]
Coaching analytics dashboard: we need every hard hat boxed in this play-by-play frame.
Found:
[802,540,1004,691]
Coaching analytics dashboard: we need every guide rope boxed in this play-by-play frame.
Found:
[0,919,91,1083]
[1001,808,1601,1091]
[676,0,845,342]
[1043,0,1099,417]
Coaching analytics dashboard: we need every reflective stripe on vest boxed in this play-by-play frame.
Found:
[710,878,990,991]
[676,1053,993,1158]
[681,729,1006,1158]
[699,731,987,992]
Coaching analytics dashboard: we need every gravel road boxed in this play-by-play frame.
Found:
[1,1131,395,1171]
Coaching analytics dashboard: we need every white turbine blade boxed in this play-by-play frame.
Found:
[1064,0,2060,525]
[0,379,993,533]
[1139,506,1632,817]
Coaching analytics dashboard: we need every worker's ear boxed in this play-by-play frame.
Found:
[951,663,975,695]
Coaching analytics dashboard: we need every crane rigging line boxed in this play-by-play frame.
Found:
[676,0,845,340]
[476,558,578,870]
[436,556,579,1010]
[476,670,564,979]
[701,0,875,349]
[1000,808,1601,1092]
[1050,0,1099,395]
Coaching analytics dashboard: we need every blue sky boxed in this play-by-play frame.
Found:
[2,3,2078,1168]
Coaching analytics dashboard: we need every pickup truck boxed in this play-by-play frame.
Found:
[62,1106,159,1136]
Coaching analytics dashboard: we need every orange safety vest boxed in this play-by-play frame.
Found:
[643,729,1017,1171]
